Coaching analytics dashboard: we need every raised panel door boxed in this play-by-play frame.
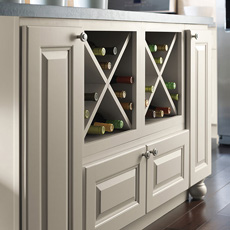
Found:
[186,30,212,186]
[146,130,189,212]
[84,146,146,230]
[21,26,84,230]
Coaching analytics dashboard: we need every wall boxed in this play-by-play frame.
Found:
[177,0,216,21]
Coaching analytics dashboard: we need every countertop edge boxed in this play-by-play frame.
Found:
[0,2,214,25]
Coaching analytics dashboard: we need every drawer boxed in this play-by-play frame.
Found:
[146,130,189,212]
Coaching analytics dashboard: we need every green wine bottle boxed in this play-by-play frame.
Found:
[165,82,176,90]
[148,44,157,52]
[145,85,154,93]
[154,57,163,64]
[170,94,179,101]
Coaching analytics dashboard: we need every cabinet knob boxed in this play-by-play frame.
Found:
[142,151,151,159]
[76,32,88,42]
[191,34,198,40]
[149,148,158,156]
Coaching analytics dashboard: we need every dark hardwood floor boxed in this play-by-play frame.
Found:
[144,139,230,230]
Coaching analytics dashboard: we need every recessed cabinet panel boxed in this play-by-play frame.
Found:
[84,146,146,230]
[196,45,206,164]
[42,50,69,230]
[97,169,136,214]
[155,149,182,185]
[186,30,212,186]
[146,131,189,212]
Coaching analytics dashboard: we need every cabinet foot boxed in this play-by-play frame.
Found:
[189,180,207,200]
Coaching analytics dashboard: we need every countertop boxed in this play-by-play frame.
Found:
[0,2,213,25]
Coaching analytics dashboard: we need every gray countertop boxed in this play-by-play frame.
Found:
[0,2,213,25]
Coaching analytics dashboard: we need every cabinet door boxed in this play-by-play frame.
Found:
[21,26,84,230]
[146,131,189,212]
[84,146,146,230]
[186,30,212,186]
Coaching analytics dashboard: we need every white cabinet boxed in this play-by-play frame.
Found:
[21,25,84,230]
[0,15,213,230]
[186,30,212,186]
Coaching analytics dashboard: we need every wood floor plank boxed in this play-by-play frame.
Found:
[204,165,230,198]
[143,199,203,230]
[165,183,230,230]
[197,214,230,230]
[218,203,230,217]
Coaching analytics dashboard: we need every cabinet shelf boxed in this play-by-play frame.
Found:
[145,32,182,123]
[84,31,135,141]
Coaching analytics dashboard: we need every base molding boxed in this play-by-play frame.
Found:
[122,191,188,230]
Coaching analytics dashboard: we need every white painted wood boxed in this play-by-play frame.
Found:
[186,30,212,186]
[0,16,19,230]
[84,146,146,230]
[22,25,84,230]
[146,130,189,212]
[97,169,136,213]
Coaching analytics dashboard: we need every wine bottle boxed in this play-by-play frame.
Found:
[148,44,157,52]
[145,99,149,107]
[106,119,124,129]
[145,85,154,93]
[87,125,105,135]
[99,61,112,70]
[85,92,98,101]
[89,41,106,56]
[94,122,114,132]
[146,109,156,118]
[85,110,90,119]
[121,102,133,111]
[111,76,133,84]
[104,47,117,55]
[93,113,124,129]
[149,105,171,115]
[115,91,126,99]
[170,94,179,101]
[165,82,176,90]
[154,57,163,64]
[157,44,168,51]
[155,110,164,118]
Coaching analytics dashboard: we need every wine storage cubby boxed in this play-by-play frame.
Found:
[84,31,136,142]
[145,32,182,125]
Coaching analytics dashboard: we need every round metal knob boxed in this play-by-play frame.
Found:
[149,148,158,156]
[142,151,151,159]
[191,34,198,40]
[76,32,88,42]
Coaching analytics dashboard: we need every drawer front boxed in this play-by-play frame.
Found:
[146,130,189,212]
[84,146,146,230]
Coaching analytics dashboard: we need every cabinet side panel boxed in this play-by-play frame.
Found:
[0,16,19,230]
